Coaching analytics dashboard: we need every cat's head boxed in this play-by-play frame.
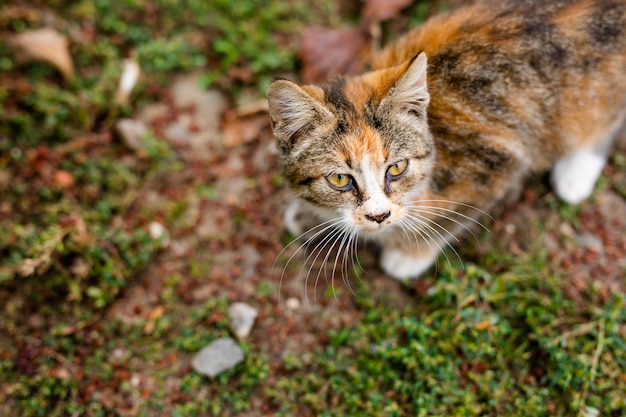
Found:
[267,53,433,236]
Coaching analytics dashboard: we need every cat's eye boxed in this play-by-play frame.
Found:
[326,173,352,190]
[386,160,408,179]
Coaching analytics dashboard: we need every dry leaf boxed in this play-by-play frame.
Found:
[475,320,493,331]
[8,28,74,80]
[143,305,165,334]
[362,0,414,23]
[299,26,370,83]
[53,170,75,188]
[222,114,269,148]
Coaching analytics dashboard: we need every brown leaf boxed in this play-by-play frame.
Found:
[299,26,371,83]
[8,28,74,80]
[222,114,269,148]
[362,0,414,23]
[53,170,75,188]
[475,320,493,331]
[143,305,165,334]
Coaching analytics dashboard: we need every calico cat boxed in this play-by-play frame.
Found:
[267,0,626,280]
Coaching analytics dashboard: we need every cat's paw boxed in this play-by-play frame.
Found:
[379,248,436,280]
[284,199,305,236]
[552,150,606,205]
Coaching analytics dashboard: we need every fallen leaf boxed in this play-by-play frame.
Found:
[475,320,493,331]
[53,170,75,188]
[143,305,165,334]
[299,26,370,83]
[222,114,269,148]
[8,28,74,80]
[362,0,414,23]
[50,367,71,380]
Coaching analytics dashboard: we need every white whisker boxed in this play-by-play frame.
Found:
[409,199,493,220]
[404,212,464,270]
[407,207,482,243]
[311,224,352,306]
[276,217,345,304]
[408,204,490,232]
[341,227,359,295]
[399,216,447,271]
[303,224,349,306]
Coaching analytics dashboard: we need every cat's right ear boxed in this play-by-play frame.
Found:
[381,52,430,119]
[267,79,333,147]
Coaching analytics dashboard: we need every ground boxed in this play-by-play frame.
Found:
[1,1,625,416]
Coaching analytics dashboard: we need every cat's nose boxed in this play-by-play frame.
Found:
[365,211,391,224]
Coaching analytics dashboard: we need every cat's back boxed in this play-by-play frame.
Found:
[374,0,626,71]
[374,0,626,168]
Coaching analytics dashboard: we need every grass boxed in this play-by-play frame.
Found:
[1,1,625,416]
[269,262,625,416]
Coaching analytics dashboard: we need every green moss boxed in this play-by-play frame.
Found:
[268,264,626,416]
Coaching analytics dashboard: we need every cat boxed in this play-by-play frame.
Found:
[267,0,626,280]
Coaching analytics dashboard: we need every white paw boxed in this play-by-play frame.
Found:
[552,150,606,205]
[380,248,436,280]
[284,199,304,236]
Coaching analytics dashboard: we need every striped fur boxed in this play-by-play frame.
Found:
[268,0,626,280]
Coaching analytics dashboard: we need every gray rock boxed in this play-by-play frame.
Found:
[229,302,258,339]
[163,121,190,143]
[574,232,603,253]
[170,74,227,132]
[114,118,149,153]
[191,337,244,377]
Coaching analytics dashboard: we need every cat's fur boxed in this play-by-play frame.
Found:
[267,0,626,280]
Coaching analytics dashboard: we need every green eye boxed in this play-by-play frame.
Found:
[387,160,408,178]
[326,173,352,190]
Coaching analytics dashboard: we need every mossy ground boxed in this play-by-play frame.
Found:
[1,1,625,416]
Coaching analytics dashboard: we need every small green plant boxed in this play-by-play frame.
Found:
[268,264,626,416]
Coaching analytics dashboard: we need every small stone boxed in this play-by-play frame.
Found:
[191,338,245,377]
[229,302,258,339]
[582,406,600,417]
[115,118,149,153]
[149,221,170,247]
[164,121,190,143]
[559,222,576,238]
[285,297,301,310]
[130,374,141,388]
[575,232,603,253]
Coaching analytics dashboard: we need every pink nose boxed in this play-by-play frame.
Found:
[365,211,391,224]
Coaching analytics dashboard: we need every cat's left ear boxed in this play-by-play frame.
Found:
[384,52,430,117]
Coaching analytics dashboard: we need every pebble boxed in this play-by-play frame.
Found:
[164,121,190,143]
[114,118,149,153]
[229,302,258,339]
[574,232,603,253]
[191,337,245,378]
[148,221,170,247]
[285,297,301,310]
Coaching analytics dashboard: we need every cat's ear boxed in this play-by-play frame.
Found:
[267,79,333,147]
[384,52,430,117]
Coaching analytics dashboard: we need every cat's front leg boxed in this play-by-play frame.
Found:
[284,199,307,236]
[379,244,439,281]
